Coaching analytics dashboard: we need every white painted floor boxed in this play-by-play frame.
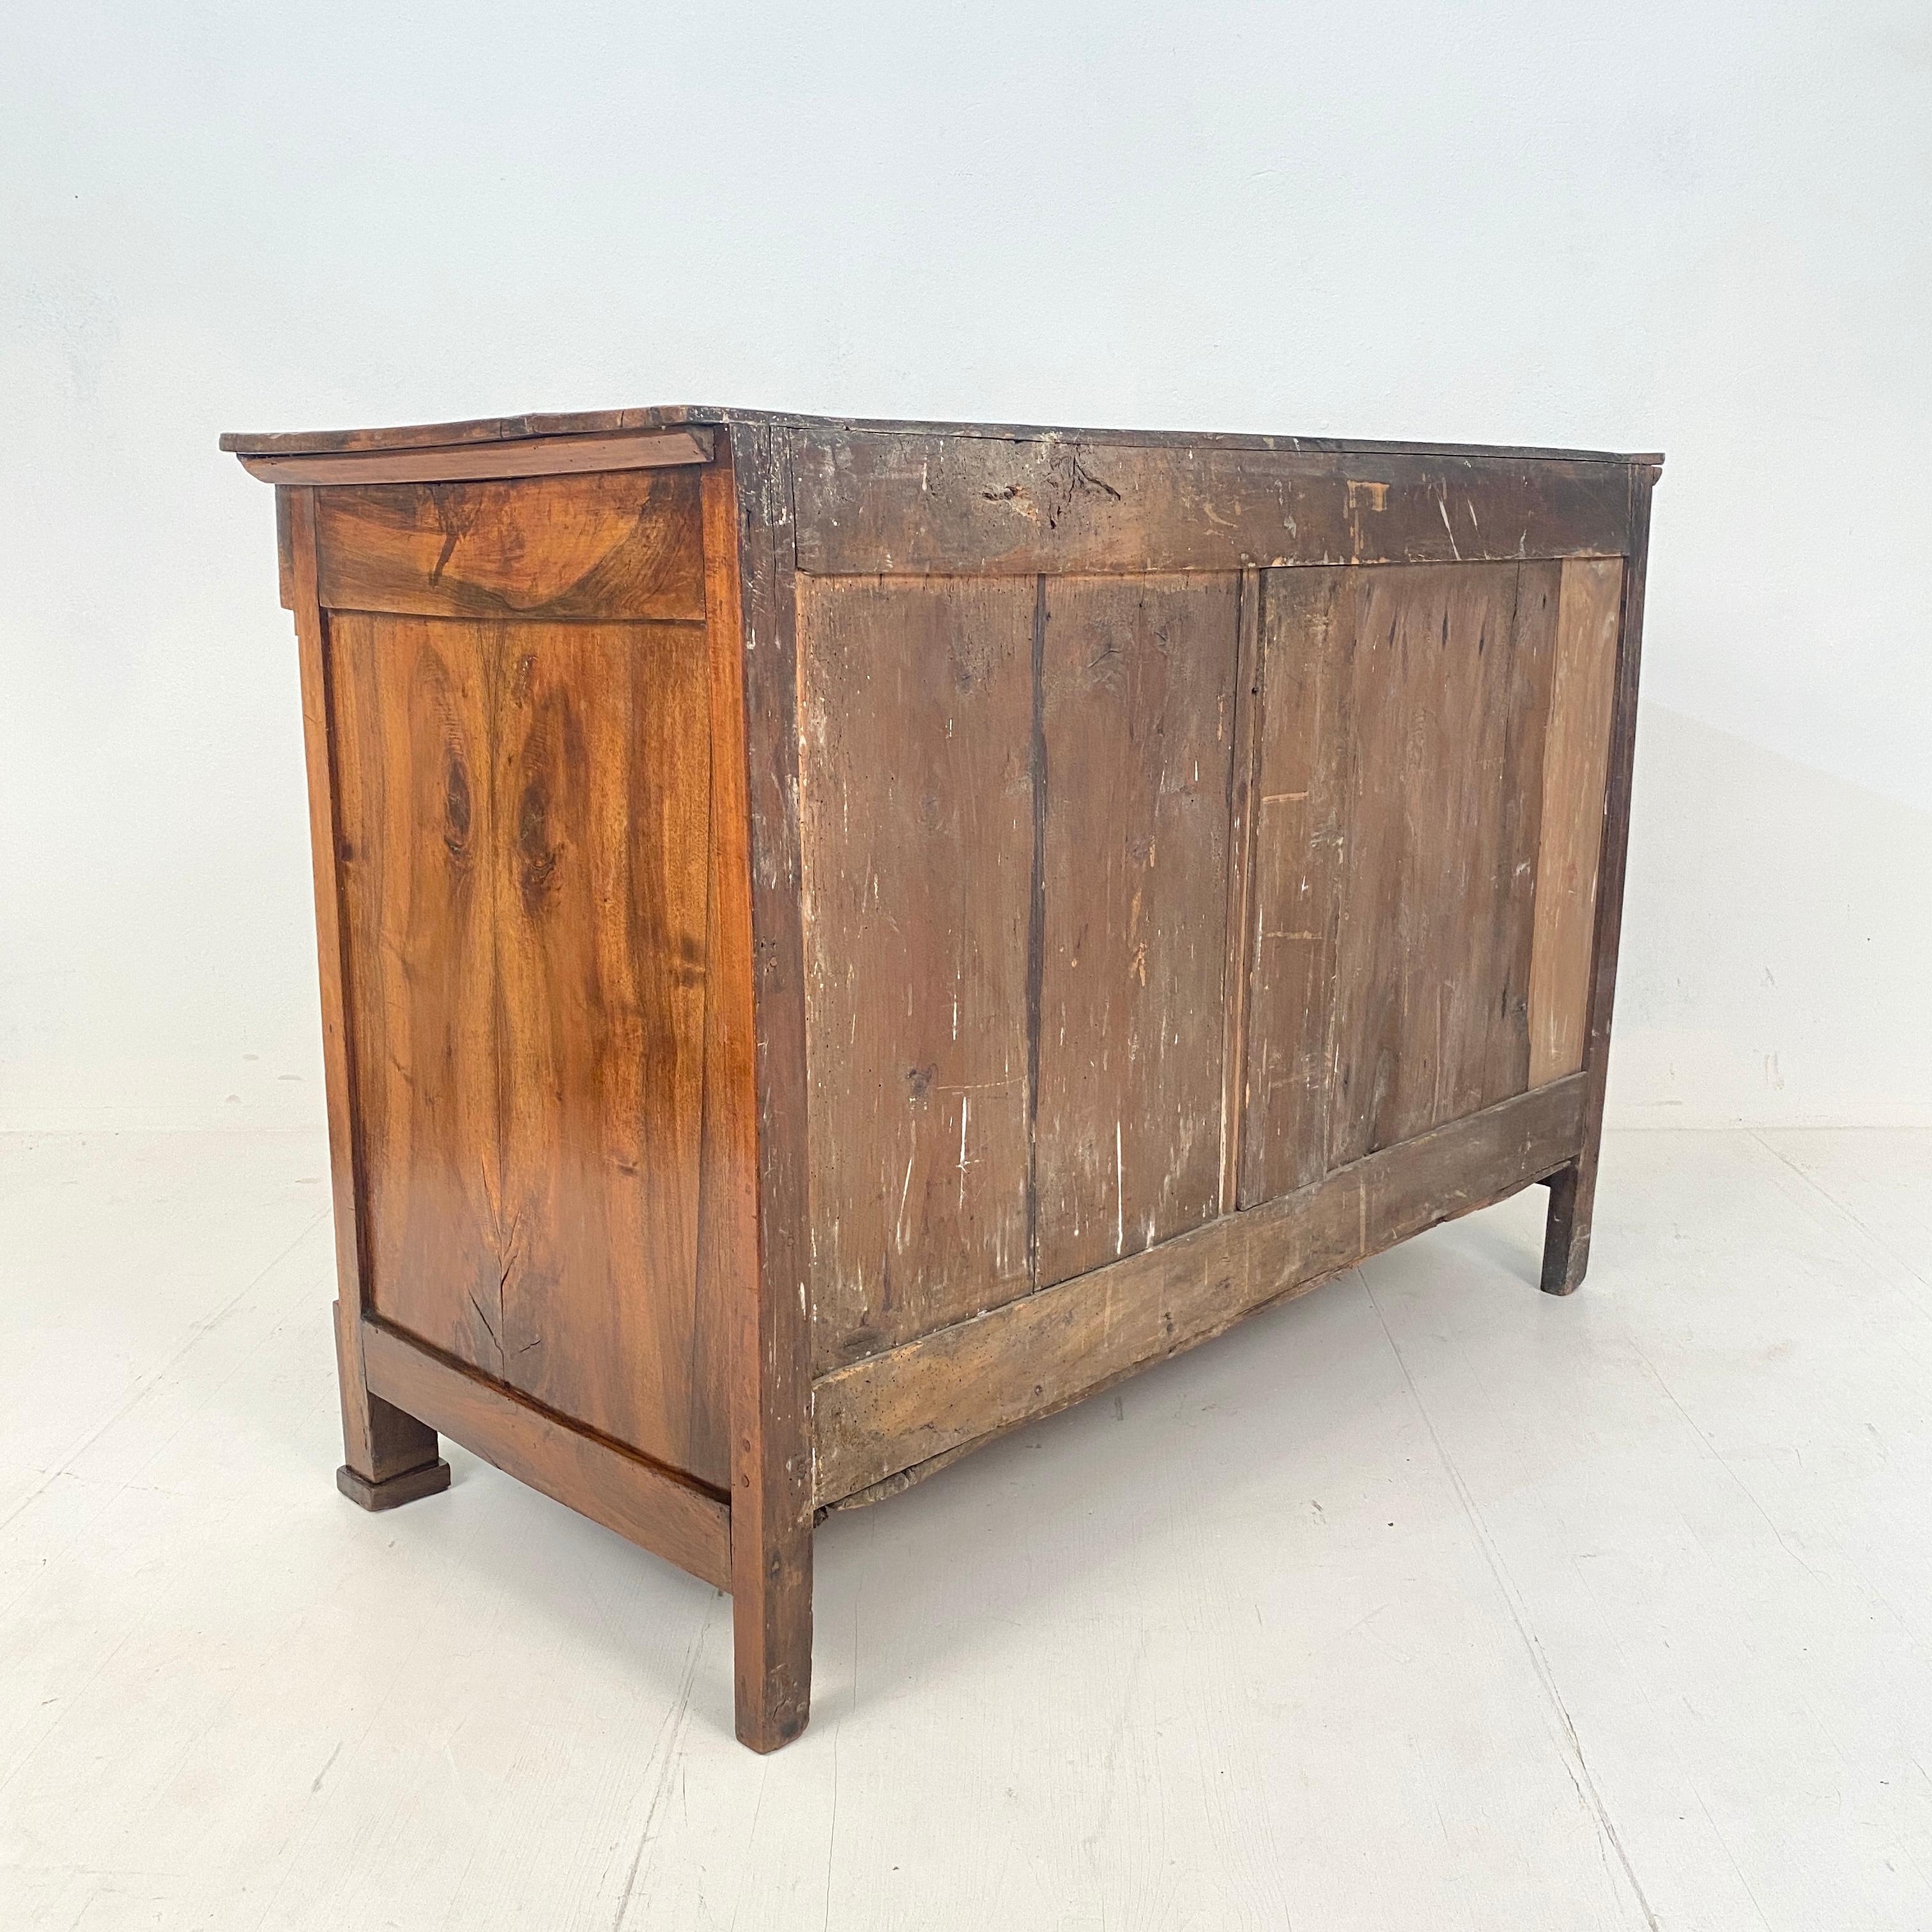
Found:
[4,1128,1931,1929]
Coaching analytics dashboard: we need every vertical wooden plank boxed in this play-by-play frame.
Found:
[1034,573,1239,1287]
[1239,567,1348,1206]
[1326,562,1556,1167]
[489,620,715,1478]
[284,487,441,1490]
[797,574,1037,1367]
[1544,468,1659,1294]
[287,489,372,1328]
[690,457,760,1495]
[1528,557,1625,1085]
[329,610,505,1376]
[1217,569,1264,1215]
[728,424,815,1751]
[1490,563,1562,1101]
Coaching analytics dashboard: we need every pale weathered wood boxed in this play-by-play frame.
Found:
[813,1075,1588,1504]
[792,433,1636,576]
[1529,557,1625,1086]
[1326,562,1558,1166]
[1218,569,1264,1215]
[238,427,713,484]
[313,470,705,624]
[361,1319,731,1590]
[797,573,1037,1368]
[1034,572,1239,1285]
[1239,567,1348,1205]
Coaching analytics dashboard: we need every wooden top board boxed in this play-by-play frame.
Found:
[220,406,1664,468]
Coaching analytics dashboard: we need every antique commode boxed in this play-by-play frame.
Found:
[222,407,1659,1749]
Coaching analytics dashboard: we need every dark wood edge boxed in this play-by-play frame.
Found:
[336,1459,451,1512]
[727,421,816,1749]
[361,1319,732,1590]
[286,492,371,1324]
[813,1075,1589,1505]
[234,428,714,487]
[222,406,1664,468]
[1542,463,1659,1292]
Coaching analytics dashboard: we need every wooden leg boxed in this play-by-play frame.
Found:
[332,1300,450,1510]
[731,1494,813,1752]
[1540,1160,1593,1296]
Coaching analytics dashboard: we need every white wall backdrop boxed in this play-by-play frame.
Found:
[3,1,1928,1132]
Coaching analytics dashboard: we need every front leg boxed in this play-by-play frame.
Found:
[332,1300,450,1509]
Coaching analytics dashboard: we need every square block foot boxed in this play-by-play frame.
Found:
[337,1459,451,1512]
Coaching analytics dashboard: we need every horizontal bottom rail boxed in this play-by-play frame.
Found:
[362,1319,732,1590]
[812,1076,1588,1505]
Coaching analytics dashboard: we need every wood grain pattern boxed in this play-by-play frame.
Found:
[1218,570,1264,1214]
[361,1318,731,1590]
[1529,558,1625,1085]
[280,489,451,1506]
[792,433,1634,576]
[1034,573,1239,1285]
[798,574,1038,1369]
[328,610,724,1484]
[239,428,712,486]
[813,1074,1588,1504]
[1324,562,1558,1167]
[489,622,714,1471]
[232,405,1659,1752]
[314,470,705,624]
[1239,567,1349,1205]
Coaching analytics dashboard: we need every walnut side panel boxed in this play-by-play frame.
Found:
[328,613,502,1372]
[489,620,714,1474]
[314,469,705,623]
[1529,558,1625,1085]
[328,610,724,1485]
[797,575,1038,1370]
[793,433,1634,576]
[1034,573,1239,1285]
[813,1075,1588,1504]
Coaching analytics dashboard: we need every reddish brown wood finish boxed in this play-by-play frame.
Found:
[231,408,1658,1751]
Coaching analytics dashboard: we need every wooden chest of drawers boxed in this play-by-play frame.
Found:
[223,408,1660,1749]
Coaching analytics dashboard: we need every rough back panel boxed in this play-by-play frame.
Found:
[1326,562,1558,1164]
[1529,558,1625,1084]
[1034,574,1239,1285]
[797,576,1037,1370]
